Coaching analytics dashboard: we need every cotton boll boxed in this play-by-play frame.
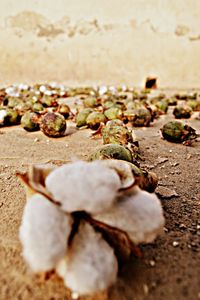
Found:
[56,222,118,295]
[19,193,72,272]
[94,186,164,244]
[45,161,121,214]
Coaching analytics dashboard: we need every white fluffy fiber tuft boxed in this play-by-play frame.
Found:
[94,186,165,244]
[56,221,118,295]
[19,193,72,272]
[45,160,121,214]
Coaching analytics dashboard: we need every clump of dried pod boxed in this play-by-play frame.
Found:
[102,120,134,146]
[86,111,106,130]
[21,112,40,131]
[161,121,199,145]
[88,144,134,163]
[0,108,20,126]
[75,108,93,128]
[19,160,164,297]
[57,104,71,119]
[40,112,66,137]
[131,108,152,127]
[173,105,192,119]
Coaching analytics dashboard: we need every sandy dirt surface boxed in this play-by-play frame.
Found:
[0,101,199,300]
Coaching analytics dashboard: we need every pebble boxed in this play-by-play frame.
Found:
[173,241,179,247]
[164,227,169,232]
[157,157,168,164]
[156,186,179,199]
[143,284,149,295]
[149,260,156,267]
[179,224,187,229]
[34,138,39,143]
[191,242,197,247]
[71,292,79,299]
[151,282,157,289]
[170,162,179,167]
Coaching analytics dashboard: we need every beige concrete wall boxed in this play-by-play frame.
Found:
[1,0,200,88]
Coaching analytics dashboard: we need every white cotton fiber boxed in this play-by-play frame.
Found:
[94,186,164,244]
[19,193,72,272]
[45,161,121,214]
[56,222,118,295]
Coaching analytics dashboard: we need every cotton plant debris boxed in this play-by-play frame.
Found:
[161,121,199,145]
[0,83,199,138]
[19,159,164,297]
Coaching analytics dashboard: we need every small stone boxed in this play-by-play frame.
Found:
[173,241,179,247]
[34,138,39,143]
[171,162,179,167]
[156,186,179,199]
[169,150,173,153]
[151,282,157,289]
[197,225,200,230]
[191,242,197,247]
[160,165,165,169]
[71,292,79,299]
[143,284,149,295]
[149,260,156,267]
[164,227,169,232]
[179,224,187,229]
[157,157,168,164]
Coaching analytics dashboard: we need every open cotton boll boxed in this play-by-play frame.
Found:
[19,193,72,272]
[93,186,164,244]
[45,161,121,214]
[56,222,118,295]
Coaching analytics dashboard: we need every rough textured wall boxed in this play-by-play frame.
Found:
[1,0,200,87]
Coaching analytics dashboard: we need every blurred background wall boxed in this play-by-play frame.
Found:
[1,0,200,88]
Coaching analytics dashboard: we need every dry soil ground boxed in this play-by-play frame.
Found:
[0,101,199,300]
